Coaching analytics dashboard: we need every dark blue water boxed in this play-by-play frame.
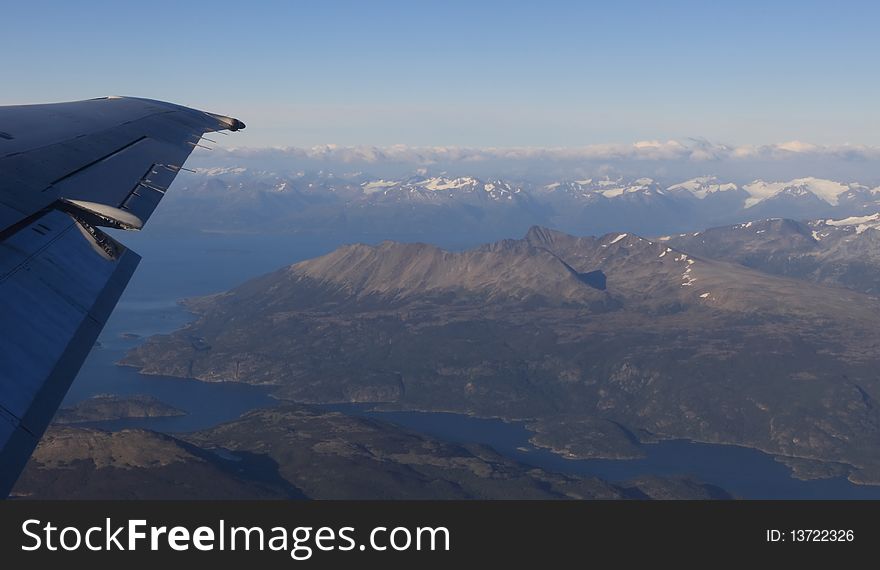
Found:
[64,232,340,430]
[65,232,880,499]
[321,407,880,500]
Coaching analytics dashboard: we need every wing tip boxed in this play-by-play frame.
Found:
[99,96,246,132]
[213,114,246,132]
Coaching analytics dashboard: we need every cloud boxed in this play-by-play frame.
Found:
[215,139,880,165]
[193,139,880,184]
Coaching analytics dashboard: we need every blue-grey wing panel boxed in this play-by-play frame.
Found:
[0,210,140,496]
[0,97,244,496]
[0,96,244,234]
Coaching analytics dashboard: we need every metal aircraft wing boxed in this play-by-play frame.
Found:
[0,96,244,496]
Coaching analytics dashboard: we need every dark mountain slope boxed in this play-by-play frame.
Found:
[123,227,880,484]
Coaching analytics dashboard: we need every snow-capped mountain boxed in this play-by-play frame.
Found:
[361,176,523,202]
[154,168,880,242]
[666,176,739,199]
[741,178,871,208]
[542,177,665,199]
[539,175,878,212]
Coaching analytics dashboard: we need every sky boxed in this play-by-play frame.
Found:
[1,0,879,149]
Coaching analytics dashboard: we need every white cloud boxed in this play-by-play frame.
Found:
[775,140,820,153]
[216,139,880,164]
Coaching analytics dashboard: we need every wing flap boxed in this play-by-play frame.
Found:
[49,136,187,223]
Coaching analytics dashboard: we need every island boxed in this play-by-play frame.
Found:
[53,394,187,424]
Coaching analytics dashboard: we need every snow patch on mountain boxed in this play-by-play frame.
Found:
[417,177,479,191]
[824,213,880,234]
[599,178,658,198]
[667,176,738,199]
[743,178,851,208]
[602,187,627,198]
[362,180,400,194]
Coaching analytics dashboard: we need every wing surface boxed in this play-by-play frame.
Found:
[0,97,244,496]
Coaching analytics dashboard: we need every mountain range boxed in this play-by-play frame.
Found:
[151,169,880,240]
[666,214,880,294]
[123,216,880,485]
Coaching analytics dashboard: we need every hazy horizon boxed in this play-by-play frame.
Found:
[182,139,880,184]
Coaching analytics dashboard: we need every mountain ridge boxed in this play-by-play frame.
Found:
[151,170,880,239]
[122,224,880,484]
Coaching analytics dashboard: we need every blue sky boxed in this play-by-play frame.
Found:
[1,0,878,147]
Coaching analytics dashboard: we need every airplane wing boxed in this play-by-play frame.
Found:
[0,97,244,496]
